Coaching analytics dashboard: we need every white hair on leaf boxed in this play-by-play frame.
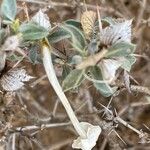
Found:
[100,20,132,45]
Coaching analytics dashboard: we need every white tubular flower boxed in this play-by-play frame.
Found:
[42,45,101,150]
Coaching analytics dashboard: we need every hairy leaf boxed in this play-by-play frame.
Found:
[65,19,82,29]
[100,20,132,45]
[61,24,86,52]
[105,42,135,58]
[48,27,71,43]
[19,23,49,40]
[62,69,84,92]
[118,55,136,71]
[1,0,17,21]
[90,66,116,97]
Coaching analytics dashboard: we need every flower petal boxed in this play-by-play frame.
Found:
[72,122,101,150]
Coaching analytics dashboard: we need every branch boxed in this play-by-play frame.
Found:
[15,122,71,131]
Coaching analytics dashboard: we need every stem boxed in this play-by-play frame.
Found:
[116,116,143,136]
[15,122,71,131]
[76,49,108,70]
[42,45,86,138]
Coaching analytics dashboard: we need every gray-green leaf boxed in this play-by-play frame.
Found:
[19,23,49,40]
[62,69,84,92]
[90,66,116,97]
[105,42,136,58]
[65,19,82,29]
[61,24,86,52]
[48,27,71,43]
[119,55,136,71]
[1,0,17,21]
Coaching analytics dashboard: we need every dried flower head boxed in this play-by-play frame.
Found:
[81,11,97,39]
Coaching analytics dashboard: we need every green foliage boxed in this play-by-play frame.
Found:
[19,22,49,40]
[105,42,135,58]
[62,69,85,92]
[1,0,17,22]
[48,20,82,44]
[61,24,86,52]
[48,27,71,43]
[0,0,137,99]
[65,19,82,29]
[120,55,136,71]
[90,66,116,97]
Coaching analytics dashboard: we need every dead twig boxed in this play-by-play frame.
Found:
[130,85,150,96]
[135,0,147,29]
[115,116,143,136]
[15,122,71,131]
